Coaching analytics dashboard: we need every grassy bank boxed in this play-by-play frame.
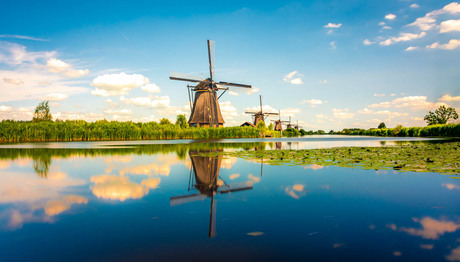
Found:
[335,123,460,137]
[203,142,460,175]
[0,120,279,143]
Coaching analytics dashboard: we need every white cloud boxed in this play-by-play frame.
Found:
[318,80,327,84]
[141,83,161,93]
[281,108,301,117]
[46,58,71,73]
[410,4,419,9]
[363,39,375,45]
[439,94,460,101]
[0,105,12,111]
[426,39,460,50]
[409,2,460,31]
[358,108,409,118]
[0,41,55,66]
[245,87,259,95]
[39,93,69,101]
[379,22,386,26]
[283,71,303,85]
[324,23,342,28]
[228,91,239,96]
[379,32,426,46]
[119,95,171,108]
[385,14,397,20]
[3,77,23,85]
[332,108,355,119]
[53,112,105,121]
[369,96,448,111]
[0,34,48,41]
[103,109,133,115]
[91,72,149,97]
[300,99,325,107]
[382,26,392,30]
[374,93,385,97]
[440,19,460,33]
[405,46,419,51]
[330,41,337,50]
[220,101,239,119]
[316,114,334,123]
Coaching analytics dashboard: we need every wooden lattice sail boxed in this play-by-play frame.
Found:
[170,40,252,127]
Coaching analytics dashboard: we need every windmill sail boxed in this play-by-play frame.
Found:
[170,40,252,128]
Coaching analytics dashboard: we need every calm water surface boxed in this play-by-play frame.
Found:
[0,137,458,261]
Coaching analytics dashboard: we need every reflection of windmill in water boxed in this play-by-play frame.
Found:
[170,40,252,127]
[245,95,279,126]
[170,149,253,238]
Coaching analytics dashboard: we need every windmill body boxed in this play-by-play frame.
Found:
[245,95,279,126]
[170,40,252,128]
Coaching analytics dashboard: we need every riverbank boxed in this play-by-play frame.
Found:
[203,142,460,175]
[0,120,279,143]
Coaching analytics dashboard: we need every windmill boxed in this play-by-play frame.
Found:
[286,116,302,130]
[271,110,289,133]
[245,95,279,126]
[170,40,252,127]
[170,149,253,238]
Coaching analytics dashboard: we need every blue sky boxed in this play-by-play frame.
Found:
[0,0,459,130]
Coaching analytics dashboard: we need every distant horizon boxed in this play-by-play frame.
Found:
[1,0,459,131]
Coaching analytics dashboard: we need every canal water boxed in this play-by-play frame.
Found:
[0,136,458,261]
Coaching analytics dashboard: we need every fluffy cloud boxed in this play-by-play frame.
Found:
[446,246,460,262]
[324,23,342,28]
[245,87,259,95]
[439,95,460,101]
[426,39,460,50]
[283,71,303,85]
[3,77,23,85]
[368,96,447,111]
[300,99,325,107]
[410,3,420,9]
[363,39,375,45]
[440,19,460,33]
[409,2,460,31]
[39,93,69,101]
[374,93,385,97]
[220,101,239,120]
[358,108,408,118]
[332,108,355,119]
[379,32,426,46]
[0,106,33,120]
[405,46,419,51]
[91,72,149,96]
[141,83,161,93]
[53,112,105,121]
[385,14,397,20]
[119,95,171,108]
[0,41,55,66]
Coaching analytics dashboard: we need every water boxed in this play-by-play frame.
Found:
[0,137,458,261]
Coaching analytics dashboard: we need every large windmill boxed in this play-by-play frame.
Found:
[170,149,253,238]
[170,40,252,127]
[245,95,279,126]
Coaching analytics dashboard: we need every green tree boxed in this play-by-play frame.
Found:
[268,122,274,131]
[159,118,172,125]
[424,105,458,125]
[256,120,266,130]
[175,114,188,129]
[378,122,386,129]
[32,101,52,122]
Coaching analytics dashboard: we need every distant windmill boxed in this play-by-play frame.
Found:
[170,40,252,127]
[286,116,302,130]
[245,95,279,126]
[272,110,289,132]
[170,149,253,238]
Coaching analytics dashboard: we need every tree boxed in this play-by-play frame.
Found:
[256,120,266,130]
[32,101,52,122]
[267,122,274,131]
[159,118,172,125]
[378,122,386,129]
[175,114,188,129]
[424,105,458,125]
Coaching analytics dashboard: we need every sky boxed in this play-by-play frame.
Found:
[0,0,459,131]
